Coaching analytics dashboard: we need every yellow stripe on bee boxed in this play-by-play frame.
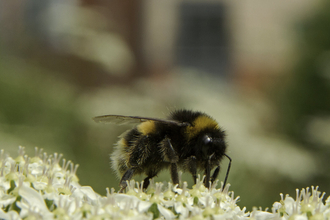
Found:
[117,138,128,148]
[186,115,219,138]
[137,121,156,135]
[111,138,130,177]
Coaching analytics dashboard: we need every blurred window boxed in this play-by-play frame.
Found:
[176,2,229,76]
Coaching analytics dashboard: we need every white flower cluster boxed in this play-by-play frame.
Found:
[0,147,329,220]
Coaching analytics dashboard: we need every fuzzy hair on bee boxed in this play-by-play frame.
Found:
[93,109,232,191]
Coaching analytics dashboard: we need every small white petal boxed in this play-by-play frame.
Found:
[79,186,99,201]
[157,204,175,220]
[292,214,308,220]
[0,209,21,220]
[0,194,16,207]
[174,202,189,218]
[18,185,50,216]
[273,201,281,210]
[253,211,275,220]
[0,177,10,191]
[28,163,43,176]
[32,181,47,191]
[136,200,152,213]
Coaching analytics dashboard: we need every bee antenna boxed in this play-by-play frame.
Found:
[223,154,232,190]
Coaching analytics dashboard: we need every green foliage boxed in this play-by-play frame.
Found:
[0,56,117,194]
[276,1,330,143]
[148,203,160,219]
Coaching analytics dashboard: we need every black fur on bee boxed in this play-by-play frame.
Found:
[93,109,232,191]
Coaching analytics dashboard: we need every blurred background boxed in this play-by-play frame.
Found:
[1,0,330,210]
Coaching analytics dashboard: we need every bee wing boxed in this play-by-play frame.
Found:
[92,115,190,126]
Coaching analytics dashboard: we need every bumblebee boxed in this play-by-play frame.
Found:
[93,109,231,191]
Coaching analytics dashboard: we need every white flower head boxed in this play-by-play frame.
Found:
[0,146,328,220]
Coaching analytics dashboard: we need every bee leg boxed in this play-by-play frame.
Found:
[161,137,179,163]
[186,156,197,184]
[142,171,157,190]
[142,176,150,190]
[210,165,220,183]
[204,161,211,188]
[204,154,214,188]
[161,138,179,186]
[119,168,135,192]
[170,163,179,186]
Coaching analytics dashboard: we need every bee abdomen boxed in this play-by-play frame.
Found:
[110,128,139,175]
[111,137,130,177]
[111,126,160,177]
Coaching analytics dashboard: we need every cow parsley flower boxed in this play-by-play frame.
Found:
[0,146,329,220]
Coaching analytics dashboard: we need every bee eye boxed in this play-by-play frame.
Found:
[203,135,212,144]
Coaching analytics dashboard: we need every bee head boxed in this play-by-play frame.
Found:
[183,113,226,159]
[194,130,226,159]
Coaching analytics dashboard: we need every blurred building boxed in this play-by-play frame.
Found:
[0,0,321,90]
[140,0,321,90]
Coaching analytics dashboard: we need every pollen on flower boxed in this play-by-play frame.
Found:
[57,176,75,195]
[150,182,164,203]
[190,175,205,198]
[176,181,189,204]
[14,146,25,164]
[163,182,175,200]
[125,179,137,196]
[30,147,44,164]
[135,181,148,200]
